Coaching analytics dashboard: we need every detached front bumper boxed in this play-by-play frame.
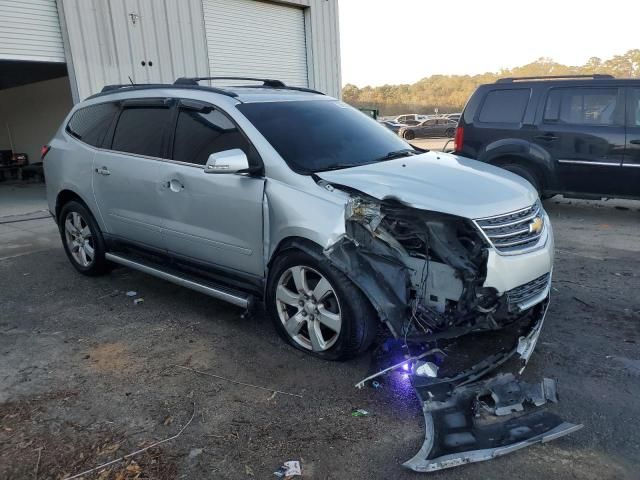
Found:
[403,299,583,472]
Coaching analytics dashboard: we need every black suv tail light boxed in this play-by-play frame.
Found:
[453,127,464,153]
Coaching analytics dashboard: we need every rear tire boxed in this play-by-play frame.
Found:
[266,249,378,360]
[501,164,543,197]
[403,130,416,141]
[59,200,110,276]
[445,128,455,138]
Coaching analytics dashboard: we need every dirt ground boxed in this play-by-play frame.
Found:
[1,194,639,479]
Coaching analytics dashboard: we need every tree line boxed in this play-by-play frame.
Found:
[342,49,640,115]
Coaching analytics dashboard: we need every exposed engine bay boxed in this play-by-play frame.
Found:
[326,194,535,341]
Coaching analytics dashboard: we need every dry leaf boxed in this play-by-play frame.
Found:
[126,461,142,474]
[163,415,173,426]
[98,442,120,455]
[245,465,254,476]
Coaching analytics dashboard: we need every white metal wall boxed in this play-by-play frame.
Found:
[0,0,65,63]
[59,0,210,101]
[59,0,341,101]
[203,0,309,87]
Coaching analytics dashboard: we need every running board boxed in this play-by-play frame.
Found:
[105,252,251,308]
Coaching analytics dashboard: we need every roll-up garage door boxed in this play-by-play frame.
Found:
[0,0,65,63]
[202,0,309,87]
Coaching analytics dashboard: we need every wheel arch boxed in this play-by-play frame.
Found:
[55,189,92,222]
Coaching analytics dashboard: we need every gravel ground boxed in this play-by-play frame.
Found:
[1,195,639,479]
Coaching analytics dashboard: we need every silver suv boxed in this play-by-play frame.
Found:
[44,77,553,362]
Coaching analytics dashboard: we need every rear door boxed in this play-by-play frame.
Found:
[622,87,640,197]
[536,86,626,195]
[92,98,172,249]
[156,99,265,276]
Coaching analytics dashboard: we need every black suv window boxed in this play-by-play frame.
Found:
[66,102,118,147]
[544,88,618,125]
[111,106,173,158]
[629,88,640,127]
[478,89,530,124]
[172,107,255,166]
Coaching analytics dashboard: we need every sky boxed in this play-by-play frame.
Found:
[339,0,639,86]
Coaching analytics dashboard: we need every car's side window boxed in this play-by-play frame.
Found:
[66,102,119,148]
[544,88,618,126]
[478,89,530,124]
[172,106,255,166]
[111,106,173,158]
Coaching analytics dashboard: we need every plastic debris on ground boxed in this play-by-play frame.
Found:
[133,298,144,305]
[351,408,370,417]
[371,380,382,389]
[126,291,137,297]
[273,460,302,478]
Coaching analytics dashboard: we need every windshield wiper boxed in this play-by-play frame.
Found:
[317,163,361,172]
[373,149,418,162]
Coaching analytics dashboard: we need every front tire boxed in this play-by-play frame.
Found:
[59,200,109,276]
[403,130,416,141]
[266,249,377,360]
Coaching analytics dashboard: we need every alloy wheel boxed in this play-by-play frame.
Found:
[275,265,342,352]
[64,211,95,267]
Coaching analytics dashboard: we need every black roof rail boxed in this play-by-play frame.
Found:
[87,83,239,100]
[175,76,325,95]
[175,76,286,87]
[496,74,615,83]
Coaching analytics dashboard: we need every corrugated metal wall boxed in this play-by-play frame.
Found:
[60,0,341,101]
[203,0,309,88]
[0,0,65,63]
[59,0,210,101]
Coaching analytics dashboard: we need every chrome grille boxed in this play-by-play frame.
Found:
[475,201,545,253]
[506,273,551,307]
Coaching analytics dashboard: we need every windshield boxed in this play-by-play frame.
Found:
[237,100,413,174]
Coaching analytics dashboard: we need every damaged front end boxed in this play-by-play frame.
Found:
[322,192,581,471]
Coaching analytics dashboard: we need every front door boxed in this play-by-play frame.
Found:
[157,100,265,276]
[536,86,627,196]
[92,99,173,249]
[622,87,640,197]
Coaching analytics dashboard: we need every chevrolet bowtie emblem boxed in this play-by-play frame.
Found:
[529,216,544,234]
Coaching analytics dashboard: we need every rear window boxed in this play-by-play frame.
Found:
[478,89,530,124]
[111,106,173,158]
[237,100,411,174]
[66,102,118,147]
[544,88,618,125]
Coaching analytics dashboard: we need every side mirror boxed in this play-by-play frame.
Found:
[204,149,250,174]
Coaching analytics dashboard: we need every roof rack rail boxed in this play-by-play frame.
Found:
[88,82,239,101]
[496,74,615,83]
[101,83,167,92]
[174,76,325,95]
[175,76,286,87]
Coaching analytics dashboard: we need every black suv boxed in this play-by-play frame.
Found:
[454,75,640,199]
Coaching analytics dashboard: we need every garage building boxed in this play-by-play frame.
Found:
[0,0,341,173]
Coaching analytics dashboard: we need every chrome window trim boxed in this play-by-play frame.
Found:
[557,159,621,166]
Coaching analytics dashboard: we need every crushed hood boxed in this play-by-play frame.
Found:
[317,152,538,219]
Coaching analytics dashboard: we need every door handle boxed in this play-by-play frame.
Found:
[95,166,111,176]
[534,133,558,141]
[630,139,640,145]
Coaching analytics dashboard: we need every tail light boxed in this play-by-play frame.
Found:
[41,145,51,160]
[453,126,464,153]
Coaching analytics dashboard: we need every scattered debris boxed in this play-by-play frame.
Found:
[188,448,203,459]
[414,361,438,378]
[351,408,370,417]
[34,447,42,480]
[572,296,594,309]
[65,401,196,480]
[355,348,443,388]
[133,298,145,305]
[245,465,255,476]
[273,460,302,478]
[97,290,120,300]
[125,291,137,297]
[173,364,303,398]
[371,380,382,389]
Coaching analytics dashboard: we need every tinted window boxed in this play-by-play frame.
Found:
[66,102,118,147]
[237,100,412,174]
[172,108,254,165]
[111,107,172,157]
[478,89,530,124]
[544,88,618,125]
